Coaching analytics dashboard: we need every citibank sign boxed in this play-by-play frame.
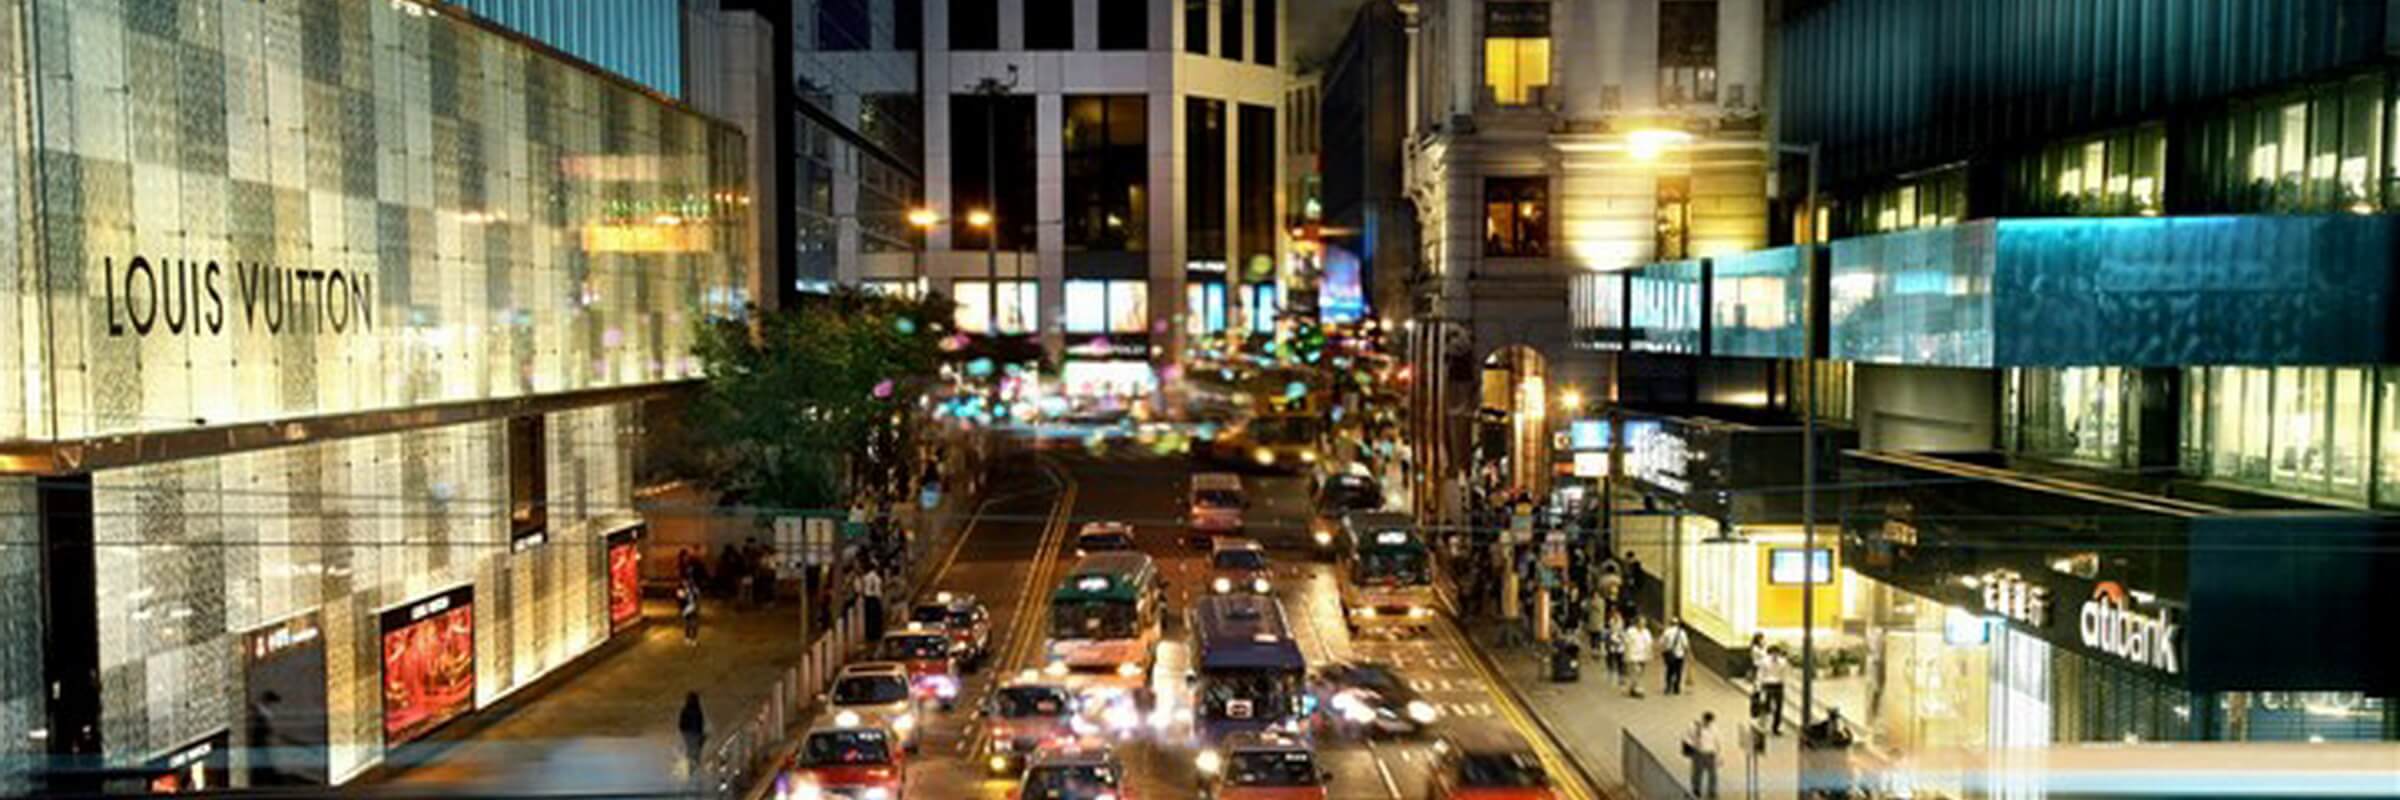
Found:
[2078,581,2181,675]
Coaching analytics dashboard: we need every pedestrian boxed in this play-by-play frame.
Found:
[1619,550,1644,618]
[1601,612,1627,678]
[751,540,777,608]
[1622,618,1654,698]
[678,691,708,783]
[679,576,701,645]
[1659,618,1692,695]
[718,544,746,598]
[1748,633,1770,681]
[1683,711,1722,800]
[857,562,886,640]
[1759,647,1791,735]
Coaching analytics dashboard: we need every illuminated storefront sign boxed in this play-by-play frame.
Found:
[101,257,375,338]
[608,527,645,634]
[1978,570,2051,627]
[1623,420,1691,495]
[2080,581,2181,675]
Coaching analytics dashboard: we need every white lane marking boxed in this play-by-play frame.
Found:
[1362,739,1403,800]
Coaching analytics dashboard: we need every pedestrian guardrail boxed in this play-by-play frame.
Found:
[1622,729,1698,800]
[705,604,867,798]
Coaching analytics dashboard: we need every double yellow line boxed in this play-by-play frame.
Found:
[996,466,1081,672]
[1435,617,1606,800]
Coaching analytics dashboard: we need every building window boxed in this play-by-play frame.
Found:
[895,0,922,50]
[2008,368,2133,467]
[1253,0,1276,66]
[1482,1,1549,107]
[1188,97,1228,260]
[1237,104,1277,279]
[860,279,925,299]
[1065,280,1149,334]
[508,415,548,544]
[1655,175,1691,261]
[1218,0,1244,60]
[950,94,1036,250]
[1064,95,1149,252]
[1241,282,1281,334]
[1853,167,1968,234]
[953,280,1039,334]
[2182,75,2390,214]
[1658,0,1718,106]
[1025,0,1073,49]
[1187,281,1228,335]
[1483,176,1548,257]
[950,0,997,50]
[817,0,871,50]
[1100,0,1148,49]
[1185,0,1208,54]
[2185,366,2379,504]
[2006,124,2166,217]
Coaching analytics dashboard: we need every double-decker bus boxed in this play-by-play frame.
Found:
[1337,513,1437,635]
[1189,594,1308,744]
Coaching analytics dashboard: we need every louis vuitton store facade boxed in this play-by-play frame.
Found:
[0,0,749,792]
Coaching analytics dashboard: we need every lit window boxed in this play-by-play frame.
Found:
[953,280,1038,334]
[1658,1,1718,106]
[1484,177,1548,257]
[1482,2,1550,106]
[1187,281,1228,335]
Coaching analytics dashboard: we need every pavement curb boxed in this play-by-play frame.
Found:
[1447,617,1632,800]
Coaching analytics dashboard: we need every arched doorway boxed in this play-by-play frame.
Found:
[1478,345,1552,500]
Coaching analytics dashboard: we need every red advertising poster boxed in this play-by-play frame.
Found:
[607,527,643,633]
[379,586,475,746]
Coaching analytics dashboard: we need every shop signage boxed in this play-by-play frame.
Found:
[1978,571,2051,627]
[1569,420,1608,451]
[1623,420,1690,495]
[1572,452,1609,478]
[101,256,376,338]
[2079,581,2181,675]
[606,526,644,634]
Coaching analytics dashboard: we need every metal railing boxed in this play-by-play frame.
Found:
[1622,728,1698,800]
[704,604,867,797]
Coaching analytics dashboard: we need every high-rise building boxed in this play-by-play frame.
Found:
[1401,0,1771,513]
[0,2,750,792]
[1577,0,2400,786]
[799,0,1288,389]
[1319,0,1414,328]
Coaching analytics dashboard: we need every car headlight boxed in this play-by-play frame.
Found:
[893,713,915,732]
[1196,749,1223,775]
[992,735,1014,752]
[1251,578,1270,593]
[833,710,861,728]
[1301,449,1319,463]
[791,783,824,800]
[1342,699,1376,724]
[1117,661,1144,679]
[1408,606,1434,618]
[989,754,1011,773]
[1407,700,1439,724]
[1313,530,1334,546]
[1352,606,1378,618]
[1253,448,1275,465]
[1212,577,1233,594]
[863,789,891,800]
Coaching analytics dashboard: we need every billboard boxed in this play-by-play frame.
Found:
[379,587,477,746]
[1319,244,1367,323]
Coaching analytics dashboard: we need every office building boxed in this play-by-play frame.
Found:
[1578,0,2400,789]
[0,1,750,791]
[1401,0,1771,515]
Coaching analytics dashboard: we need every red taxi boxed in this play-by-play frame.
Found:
[978,675,1084,776]
[875,625,961,710]
[782,715,905,800]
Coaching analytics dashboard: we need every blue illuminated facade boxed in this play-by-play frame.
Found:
[449,0,686,97]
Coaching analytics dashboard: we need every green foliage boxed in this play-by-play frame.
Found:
[689,289,952,512]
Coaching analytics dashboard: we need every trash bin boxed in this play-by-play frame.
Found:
[1549,640,1582,682]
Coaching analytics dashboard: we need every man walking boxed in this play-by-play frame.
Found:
[1683,711,1722,799]
[678,692,708,785]
[857,562,886,640]
[678,575,702,646]
[1622,618,1654,698]
[1659,618,1692,695]
[1759,647,1791,735]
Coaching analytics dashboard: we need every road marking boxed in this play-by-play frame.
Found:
[1362,739,1403,800]
[1436,617,1601,800]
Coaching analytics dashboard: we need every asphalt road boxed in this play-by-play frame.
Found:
[824,442,1596,800]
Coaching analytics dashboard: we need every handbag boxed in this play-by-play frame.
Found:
[1681,740,1696,757]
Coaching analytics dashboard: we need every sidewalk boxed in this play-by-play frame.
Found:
[1474,627,1808,800]
[365,598,813,796]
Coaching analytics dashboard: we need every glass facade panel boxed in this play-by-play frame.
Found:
[1,0,749,443]
[2187,366,2378,504]
[952,280,1038,335]
[1187,281,1228,335]
[1063,279,1146,335]
[1064,96,1149,252]
[1710,247,1806,358]
[1827,223,1994,367]
[1627,260,1703,354]
[2009,367,2131,467]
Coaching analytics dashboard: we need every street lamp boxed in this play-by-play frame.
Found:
[970,66,1020,338]
[963,208,996,332]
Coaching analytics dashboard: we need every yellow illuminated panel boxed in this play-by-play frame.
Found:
[1484,37,1551,106]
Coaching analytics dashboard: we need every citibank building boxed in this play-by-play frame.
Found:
[0,0,748,791]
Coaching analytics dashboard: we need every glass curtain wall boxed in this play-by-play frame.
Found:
[2007,367,2135,467]
[2183,366,2388,506]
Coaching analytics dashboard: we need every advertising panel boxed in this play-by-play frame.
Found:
[608,527,645,634]
[379,587,477,746]
[242,611,329,786]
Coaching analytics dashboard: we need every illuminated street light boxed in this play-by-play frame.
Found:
[1558,388,1583,414]
[965,208,994,228]
[1626,127,1696,161]
[907,207,941,228]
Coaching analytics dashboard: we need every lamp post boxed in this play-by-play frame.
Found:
[970,66,1019,336]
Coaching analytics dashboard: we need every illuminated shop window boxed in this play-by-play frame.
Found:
[1064,280,1148,334]
[952,280,1039,335]
[1483,177,1549,257]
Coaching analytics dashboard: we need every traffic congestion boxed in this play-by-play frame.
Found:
[770,448,1596,800]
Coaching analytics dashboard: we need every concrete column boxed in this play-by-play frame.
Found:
[1037,92,1067,359]
[833,94,864,285]
[1448,0,1478,116]
[1151,90,1186,363]
[1556,0,1606,119]
[1000,0,1025,50]
[1619,0,1660,110]
[1074,0,1099,49]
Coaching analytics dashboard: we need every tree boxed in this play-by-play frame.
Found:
[689,289,952,514]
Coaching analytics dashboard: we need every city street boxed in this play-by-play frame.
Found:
[865,444,1601,800]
